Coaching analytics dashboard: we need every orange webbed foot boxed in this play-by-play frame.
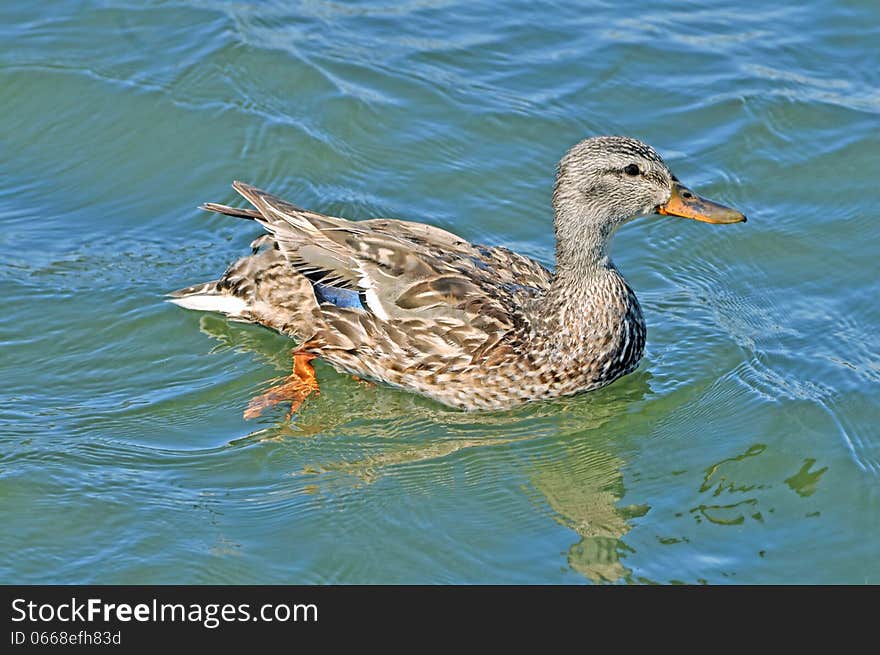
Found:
[244,351,320,420]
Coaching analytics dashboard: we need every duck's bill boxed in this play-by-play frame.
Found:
[656,182,747,224]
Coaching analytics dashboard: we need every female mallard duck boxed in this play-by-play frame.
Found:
[169,136,745,417]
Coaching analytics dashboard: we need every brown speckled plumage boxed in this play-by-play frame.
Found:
[169,136,745,411]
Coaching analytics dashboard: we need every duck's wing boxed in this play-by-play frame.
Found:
[361,217,553,294]
[229,182,551,365]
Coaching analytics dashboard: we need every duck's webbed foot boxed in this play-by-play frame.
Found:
[244,351,320,420]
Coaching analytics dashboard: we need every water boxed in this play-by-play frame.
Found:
[2,0,878,584]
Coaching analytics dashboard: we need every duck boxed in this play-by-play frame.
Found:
[169,136,745,417]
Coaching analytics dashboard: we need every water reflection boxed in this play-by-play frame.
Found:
[784,459,828,498]
[689,444,828,530]
[530,446,649,583]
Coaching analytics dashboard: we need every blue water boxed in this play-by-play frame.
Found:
[1,0,878,584]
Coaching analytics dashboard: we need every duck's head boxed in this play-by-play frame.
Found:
[553,136,745,265]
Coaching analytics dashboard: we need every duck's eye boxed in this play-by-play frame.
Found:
[624,164,640,176]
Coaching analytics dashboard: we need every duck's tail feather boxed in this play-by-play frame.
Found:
[166,280,249,317]
[199,202,262,220]
[200,181,309,222]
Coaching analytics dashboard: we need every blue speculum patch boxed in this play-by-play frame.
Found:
[313,282,364,309]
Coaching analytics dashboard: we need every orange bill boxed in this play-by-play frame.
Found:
[657,182,747,224]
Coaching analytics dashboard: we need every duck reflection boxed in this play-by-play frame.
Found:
[530,442,649,583]
[200,315,652,583]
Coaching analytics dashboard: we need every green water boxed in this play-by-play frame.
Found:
[2,1,878,584]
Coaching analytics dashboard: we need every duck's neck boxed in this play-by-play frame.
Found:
[551,203,618,289]
[540,204,642,354]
